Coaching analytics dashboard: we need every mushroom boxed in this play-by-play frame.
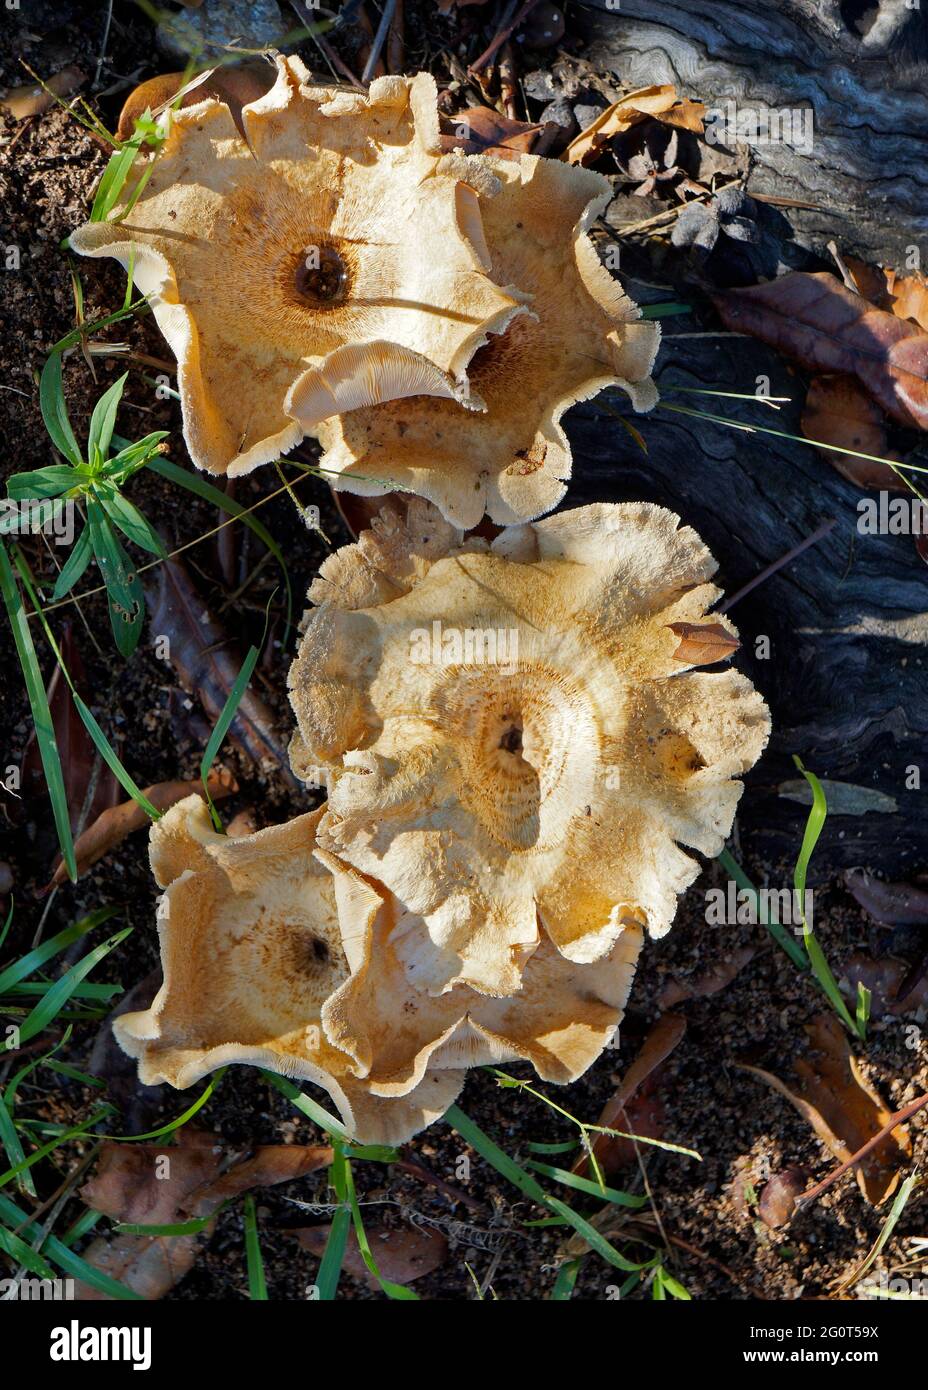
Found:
[311,155,660,527]
[288,498,770,997]
[68,56,527,477]
[114,796,463,1144]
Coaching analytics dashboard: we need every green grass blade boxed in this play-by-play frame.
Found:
[0,540,76,880]
[39,354,82,465]
[107,1073,221,1142]
[0,908,115,996]
[0,1090,35,1198]
[17,928,131,1045]
[550,1258,582,1300]
[715,846,807,971]
[262,1072,352,1142]
[0,1189,142,1299]
[0,1107,113,1189]
[524,1161,648,1209]
[243,1194,268,1300]
[200,642,260,831]
[0,1220,58,1278]
[341,1148,417,1300]
[148,456,294,631]
[114,1213,215,1237]
[793,757,859,1035]
[316,1149,350,1301]
[90,138,142,222]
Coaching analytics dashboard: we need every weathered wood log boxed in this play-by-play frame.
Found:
[553,2,928,879]
[579,0,928,263]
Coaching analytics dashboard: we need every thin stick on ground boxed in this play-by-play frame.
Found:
[719,518,837,613]
[469,0,543,75]
[362,0,398,83]
[798,1090,928,1208]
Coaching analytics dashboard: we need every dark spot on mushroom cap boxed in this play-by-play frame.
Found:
[293,244,349,307]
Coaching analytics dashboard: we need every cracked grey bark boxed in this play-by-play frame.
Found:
[579,0,928,264]
[565,0,928,877]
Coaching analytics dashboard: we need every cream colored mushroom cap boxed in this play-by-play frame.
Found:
[313,154,661,527]
[114,796,462,1145]
[289,499,770,997]
[68,56,527,477]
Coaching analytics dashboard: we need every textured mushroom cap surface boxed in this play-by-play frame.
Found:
[114,796,462,1144]
[314,155,660,527]
[289,500,770,996]
[69,57,525,477]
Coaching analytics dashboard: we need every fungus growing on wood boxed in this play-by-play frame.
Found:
[289,499,769,998]
[69,56,526,477]
[312,155,660,527]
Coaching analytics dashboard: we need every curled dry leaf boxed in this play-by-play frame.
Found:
[115,62,274,143]
[842,954,928,1018]
[668,620,740,666]
[713,272,928,432]
[846,255,928,333]
[801,376,902,490]
[739,1014,912,1206]
[292,1222,448,1288]
[564,84,704,167]
[147,558,298,786]
[46,769,237,888]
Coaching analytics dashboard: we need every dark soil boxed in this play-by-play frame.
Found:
[1,1,925,1304]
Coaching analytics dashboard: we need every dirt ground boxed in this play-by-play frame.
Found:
[1,2,925,1303]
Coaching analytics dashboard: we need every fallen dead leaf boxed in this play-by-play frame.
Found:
[46,769,238,888]
[846,255,928,333]
[842,954,928,1017]
[439,107,540,158]
[1,66,84,120]
[713,271,928,432]
[657,945,758,1008]
[668,620,739,665]
[575,1013,686,1176]
[564,84,704,166]
[293,1222,447,1288]
[147,559,298,787]
[76,1134,332,1300]
[757,1166,807,1229]
[801,376,902,489]
[844,868,928,926]
[116,62,272,143]
[739,1013,912,1206]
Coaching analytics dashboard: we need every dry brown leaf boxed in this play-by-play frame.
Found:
[668,620,740,665]
[845,255,928,333]
[842,954,928,1018]
[844,867,928,926]
[801,375,902,490]
[438,106,540,159]
[739,1013,912,1206]
[1,66,84,120]
[757,1167,807,1229]
[46,770,238,888]
[713,272,928,432]
[293,1222,447,1288]
[77,1134,332,1300]
[564,84,704,166]
[115,62,273,144]
[657,944,757,1008]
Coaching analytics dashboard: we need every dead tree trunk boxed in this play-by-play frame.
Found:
[569,1,928,878]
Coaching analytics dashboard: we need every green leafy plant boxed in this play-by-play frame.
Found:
[6,357,168,655]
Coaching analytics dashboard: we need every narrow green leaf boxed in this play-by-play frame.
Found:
[524,1161,648,1209]
[0,1090,35,1198]
[18,928,131,1045]
[52,524,93,600]
[98,488,167,557]
[550,1258,582,1300]
[243,1195,268,1300]
[0,1221,58,1279]
[341,1148,417,1300]
[90,138,143,222]
[715,846,808,972]
[316,1150,350,1301]
[201,643,259,830]
[6,465,78,500]
[115,1213,216,1237]
[0,541,76,880]
[0,1108,113,1189]
[87,373,128,461]
[0,908,115,996]
[39,354,82,465]
[0,1189,142,1299]
[263,1072,352,1142]
[107,1074,221,1142]
[86,498,144,657]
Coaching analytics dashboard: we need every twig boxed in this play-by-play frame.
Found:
[93,0,114,90]
[797,1090,928,1208]
[719,518,837,613]
[469,0,543,75]
[362,0,397,84]
[289,1,366,90]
